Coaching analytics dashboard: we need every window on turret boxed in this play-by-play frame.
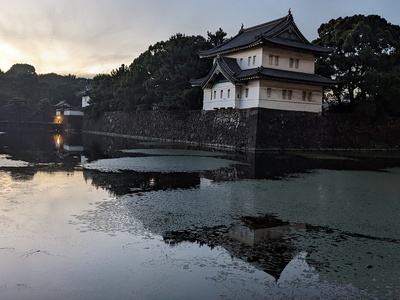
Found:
[240,58,243,67]
[269,55,273,65]
[245,88,249,98]
[288,90,293,100]
[220,90,223,99]
[274,56,279,66]
[282,89,287,99]
[267,88,271,98]
[227,89,231,98]
[253,56,256,65]
[214,91,217,99]
[290,58,299,69]
[302,91,312,101]
[248,57,251,66]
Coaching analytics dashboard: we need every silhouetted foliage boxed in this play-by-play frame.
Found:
[314,15,400,118]
[0,64,86,121]
[207,28,228,47]
[86,32,219,115]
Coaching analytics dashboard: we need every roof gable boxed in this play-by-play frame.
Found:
[274,25,305,43]
[196,57,241,88]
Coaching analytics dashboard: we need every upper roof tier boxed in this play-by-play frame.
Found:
[199,11,332,58]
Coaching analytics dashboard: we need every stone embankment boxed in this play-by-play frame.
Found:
[83,108,400,151]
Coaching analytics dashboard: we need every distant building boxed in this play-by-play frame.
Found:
[54,101,84,133]
[77,80,93,108]
[191,11,336,113]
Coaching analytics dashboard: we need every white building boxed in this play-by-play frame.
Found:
[77,80,93,108]
[191,11,336,113]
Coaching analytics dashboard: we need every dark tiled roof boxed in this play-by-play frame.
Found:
[54,100,72,108]
[191,56,337,87]
[238,67,337,85]
[199,12,331,57]
[191,57,241,88]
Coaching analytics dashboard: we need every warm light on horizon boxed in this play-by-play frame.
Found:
[0,44,134,78]
[0,28,138,78]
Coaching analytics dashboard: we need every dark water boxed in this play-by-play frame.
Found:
[1,129,400,299]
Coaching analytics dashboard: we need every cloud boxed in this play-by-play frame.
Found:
[0,0,399,77]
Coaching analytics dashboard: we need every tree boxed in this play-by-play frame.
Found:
[34,98,53,121]
[5,63,36,77]
[207,28,228,47]
[314,15,400,117]
[87,32,216,113]
[139,33,212,110]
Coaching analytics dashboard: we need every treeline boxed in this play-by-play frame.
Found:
[86,29,227,116]
[0,64,87,122]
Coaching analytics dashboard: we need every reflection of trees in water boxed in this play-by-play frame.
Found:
[241,152,400,180]
[0,130,84,179]
[82,134,143,160]
[7,167,36,181]
[0,129,69,163]
[83,169,201,196]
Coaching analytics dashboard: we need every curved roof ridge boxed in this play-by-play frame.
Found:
[242,13,289,33]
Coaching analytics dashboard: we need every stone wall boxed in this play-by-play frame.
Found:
[83,108,400,151]
[83,109,257,150]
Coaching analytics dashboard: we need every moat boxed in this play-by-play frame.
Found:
[1,129,400,299]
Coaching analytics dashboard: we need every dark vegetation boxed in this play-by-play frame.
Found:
[86,29,227,116]
[314,15,400,119]
[0,63,87,122]
[1,15,400,122]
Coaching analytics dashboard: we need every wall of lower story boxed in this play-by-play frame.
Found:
[82,108,400,151]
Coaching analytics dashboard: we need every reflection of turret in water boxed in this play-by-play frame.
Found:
[162,213,307,282]
[54,131,85,154]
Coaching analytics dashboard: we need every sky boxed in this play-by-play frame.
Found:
[0,0,399,78]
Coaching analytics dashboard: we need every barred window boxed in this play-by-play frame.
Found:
[267,88,271,98]
[302,91,307,101]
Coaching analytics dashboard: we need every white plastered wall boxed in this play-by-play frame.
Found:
[226,48,263,70]
[203,81,238,110]
[262,46,315,74]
